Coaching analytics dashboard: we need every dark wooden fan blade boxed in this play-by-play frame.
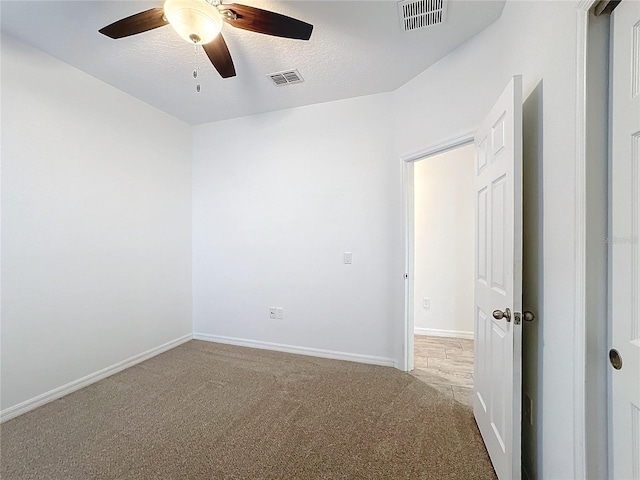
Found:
[218,4,313,40]
[99,8,168,39]
[202,34,236,78]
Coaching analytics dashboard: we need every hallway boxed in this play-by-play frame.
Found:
[411,335,474,406]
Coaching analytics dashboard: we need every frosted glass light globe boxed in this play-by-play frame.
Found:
[163,0,223,44]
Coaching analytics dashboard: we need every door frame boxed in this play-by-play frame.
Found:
[401,129,477,372]
[575,1,605,477]
[573,2,590,477]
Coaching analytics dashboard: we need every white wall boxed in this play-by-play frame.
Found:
[413,144,475,337]
[1,35,193,413]
[192,93,404,365]
[393,2,580,479]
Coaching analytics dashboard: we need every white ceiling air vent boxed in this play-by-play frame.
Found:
[398,0,448,32]
[267,69,304,87]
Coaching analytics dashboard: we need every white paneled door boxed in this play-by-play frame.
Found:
[610,1,640,479]
[474,75,523,480]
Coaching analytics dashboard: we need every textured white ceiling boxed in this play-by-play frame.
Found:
[0,0,505,125]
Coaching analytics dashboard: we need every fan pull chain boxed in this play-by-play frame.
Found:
[193,44,201,93]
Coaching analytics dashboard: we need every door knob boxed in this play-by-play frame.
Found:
[492,307,511,322]
[523,311,535,322]
[609,349,623,370]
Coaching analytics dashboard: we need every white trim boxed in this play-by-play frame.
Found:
[0,333,193,423]
[577,0,597,11]
[400,129,477,163]
[402,160,415,372]
[573,0,595,478]
[414,328,474,340]
[401,129,478,373]
[193,333,399,369]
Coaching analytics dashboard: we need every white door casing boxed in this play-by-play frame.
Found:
[610,1,640,479]
[474,75,523,480]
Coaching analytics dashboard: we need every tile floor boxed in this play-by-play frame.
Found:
[411,335,474,406]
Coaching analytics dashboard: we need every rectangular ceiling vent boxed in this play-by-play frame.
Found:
[398,0,447,32]
[267,69,304,87]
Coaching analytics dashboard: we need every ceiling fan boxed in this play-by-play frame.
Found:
[98,0,313,79]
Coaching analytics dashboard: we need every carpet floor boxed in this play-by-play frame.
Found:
[1,340,496,479]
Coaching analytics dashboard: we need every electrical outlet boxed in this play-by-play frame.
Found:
[269,308,277,319]
[422,297,430,309]
[343,252,353,264]
[276,307,284,319]
[524,392,533,425]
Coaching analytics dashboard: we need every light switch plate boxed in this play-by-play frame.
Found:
[343,252,353,264]
[276,307,284,319]
[269,308,277,319]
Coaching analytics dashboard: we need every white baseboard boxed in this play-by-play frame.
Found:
[193,333,400,369]
[414,327,474,340]
[0,333,193,423]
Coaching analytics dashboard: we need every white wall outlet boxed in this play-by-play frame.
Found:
[276,307,284,319]
[269,307,277,319]
[343,252,353,264]
[422,297,430,309]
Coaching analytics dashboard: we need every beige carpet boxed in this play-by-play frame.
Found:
[1,340,496,479]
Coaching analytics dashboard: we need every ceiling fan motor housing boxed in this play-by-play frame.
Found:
[163,0,223,44]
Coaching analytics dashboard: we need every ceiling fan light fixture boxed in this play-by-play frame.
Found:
[163,0,222,44]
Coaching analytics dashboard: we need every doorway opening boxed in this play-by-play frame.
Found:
[406,143,476,406]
